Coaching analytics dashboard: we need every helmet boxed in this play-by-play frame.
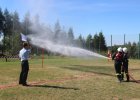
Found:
[123,47,128,53]
[117,47,122,52]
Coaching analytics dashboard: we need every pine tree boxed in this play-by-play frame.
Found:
[11,11,21,55]
[0,8,5,31]
[22,12,32,35]
[77,34,86,48]
[0,8,6,54]
[54,20,61,43]
[93,33,99,52]
[68,27,74,45]
[99,31,107,51]
[86,34,92,50]
[3,9,13,54]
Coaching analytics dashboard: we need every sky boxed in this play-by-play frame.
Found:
[0,0,140,46]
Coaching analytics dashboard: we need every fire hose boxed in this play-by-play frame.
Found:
[128,70,140,83]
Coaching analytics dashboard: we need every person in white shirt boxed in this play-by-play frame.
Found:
[19,42,31,86]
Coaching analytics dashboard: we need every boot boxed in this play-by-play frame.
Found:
[117,75,122,83]
[121,73,124,81]
[126,74,130,82]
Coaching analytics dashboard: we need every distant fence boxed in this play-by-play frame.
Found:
[108,34,140,59]
[0,55,19,62]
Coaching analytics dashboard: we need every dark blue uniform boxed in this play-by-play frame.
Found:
[121,53,129,82]
[112,52,123,82]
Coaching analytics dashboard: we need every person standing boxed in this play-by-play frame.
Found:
[107,50,112,62]
[121,47,130,82]
[19,42,31,86]
[112,47,123,82]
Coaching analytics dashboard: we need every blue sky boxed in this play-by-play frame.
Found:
[0,0,140,46]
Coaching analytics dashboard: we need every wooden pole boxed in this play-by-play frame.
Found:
[42,48,44,68]
[124,34,125,46]
[111,35,112,51]
[138,34,140,59]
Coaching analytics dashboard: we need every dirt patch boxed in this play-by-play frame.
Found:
[0,73,96,90]
[1,71,140,90]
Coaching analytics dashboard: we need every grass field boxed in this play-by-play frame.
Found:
[0,57,140,100]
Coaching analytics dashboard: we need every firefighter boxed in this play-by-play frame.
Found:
[107,50,112,62]
[112,47,123,82]
[121,47,130,82]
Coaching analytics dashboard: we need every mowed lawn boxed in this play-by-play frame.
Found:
[0,57,140,100]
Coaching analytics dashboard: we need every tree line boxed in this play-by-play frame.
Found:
[0,7,139,58]
[111,42,140,59]
[0,7,107,55]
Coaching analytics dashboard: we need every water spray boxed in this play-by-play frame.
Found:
[28,35,108,59]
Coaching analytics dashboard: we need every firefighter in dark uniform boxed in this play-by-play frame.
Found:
[121,47,130,82]
[112,47,123,82]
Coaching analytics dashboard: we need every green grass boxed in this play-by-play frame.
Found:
[0,57,140,100]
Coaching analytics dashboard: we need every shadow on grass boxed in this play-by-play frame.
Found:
[130,68,140,71]
[60,65,140,83]
[61,65,115,77]
[29,84,79,90]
